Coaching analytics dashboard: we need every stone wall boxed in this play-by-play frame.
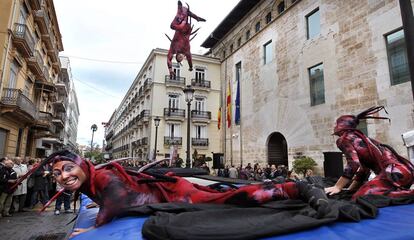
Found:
[213,0,414,173]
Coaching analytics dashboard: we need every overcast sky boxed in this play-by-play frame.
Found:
[54,0,239,147]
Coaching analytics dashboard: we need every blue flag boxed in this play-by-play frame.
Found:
[235,79,240,125]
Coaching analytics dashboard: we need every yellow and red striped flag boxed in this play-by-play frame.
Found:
[217,107,221,130]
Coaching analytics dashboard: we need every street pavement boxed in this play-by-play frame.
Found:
[0,203,75,240]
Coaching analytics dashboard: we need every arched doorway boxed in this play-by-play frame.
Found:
[267,132,288,167]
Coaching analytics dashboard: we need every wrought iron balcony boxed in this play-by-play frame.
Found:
[0,88,36,121]
[52,112,66,129]
[144,78,152,92]
[27,51,44,77]
[138,110,150,123]
[192,138,209,147]
[28,0,42,10]
[35,111,53,130]
[165,75,185,87]
[11,23,35,57]
[191,79,211,89]
[34,9,51,35]
[191,110,211,121]
[53,96,67,112]
[164,108,185,118]
[55,80,69,96]
[141,137,149,146]
[164,136,182,146]
[105,130,114,141]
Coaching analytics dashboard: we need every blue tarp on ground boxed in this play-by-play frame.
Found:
[71,194,414,240]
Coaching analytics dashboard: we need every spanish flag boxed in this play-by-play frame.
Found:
[217,106,221,130]
[226,81,231,128]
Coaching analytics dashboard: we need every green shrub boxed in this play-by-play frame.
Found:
[292,156,317,177]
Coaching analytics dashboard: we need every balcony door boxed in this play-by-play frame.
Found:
[173,65,181,79]
[168,94,180,110]
[8,61,18,89]
[194,97,205,112]
[193,125,206,139]
[166,123,181,138]
[195,68,205,82]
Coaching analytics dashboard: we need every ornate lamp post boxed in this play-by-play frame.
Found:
[183,85,195,168]
[153,116,161,161]
[90,124,98,151]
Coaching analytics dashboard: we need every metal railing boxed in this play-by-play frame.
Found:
[192,138,209,147]
[1,88,36,119]
[191,110,211,120]
[164,136,182,145]
[165,75,185,86]
[191,79,211,88]
[37,111,52,124]
[144,78,152,91]
[34,9,51,34]
[13,23,35,55]
[141,137,149,146]
[164,108,185,118]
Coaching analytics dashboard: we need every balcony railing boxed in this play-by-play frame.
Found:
[29,0,42,10]
[164,136,182,146]
[191,79,211,89]
[164,108,185,118]
[0,88,36,119]
[165,75,185,87]
[105,130,114,141]
[52,112,66,128]
[37,111,52,125]
[138,110,150,122]
[141,137,149,146]
[27,50,44,76]
[191,110,211,120]
[12,23,35,57]
[192,138,209,147]
[144,78,152,92]
[34,9,51,35]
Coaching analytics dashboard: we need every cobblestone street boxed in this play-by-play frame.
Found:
[0,205,75,240]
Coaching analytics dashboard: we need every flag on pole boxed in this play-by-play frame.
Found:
[235,78,240,125]
[217,106,221,130]
[226,81,232,128]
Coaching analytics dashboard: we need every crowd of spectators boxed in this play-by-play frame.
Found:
[0,156,73,218]
[218,163,303,182]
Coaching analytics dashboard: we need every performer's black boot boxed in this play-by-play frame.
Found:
[296,181,330,218]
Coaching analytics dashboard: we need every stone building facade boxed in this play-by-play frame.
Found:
[202,0,414,172]
[106,49,222,165]
[0,0,69,158]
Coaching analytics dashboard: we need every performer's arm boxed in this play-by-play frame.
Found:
[325,136,360,195]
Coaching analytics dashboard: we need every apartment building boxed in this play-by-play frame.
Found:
[60,56,79,151]
[106,48,222,163]
[0,0,67,158]
[202,0,413,172]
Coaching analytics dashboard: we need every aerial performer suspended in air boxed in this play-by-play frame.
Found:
[325,106,414,199]
[166,1,206,78]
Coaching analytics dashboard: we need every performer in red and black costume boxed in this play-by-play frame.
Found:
[325,106,414,200]
[167,1,205,78]
[37,150,328,237]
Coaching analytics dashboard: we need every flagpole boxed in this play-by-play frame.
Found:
[239,65,243,168]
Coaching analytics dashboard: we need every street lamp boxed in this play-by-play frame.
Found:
[153,116,161,161]
[90,124,98,151]
[183,85,195,168]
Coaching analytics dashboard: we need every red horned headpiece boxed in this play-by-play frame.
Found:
[334,106,390,135]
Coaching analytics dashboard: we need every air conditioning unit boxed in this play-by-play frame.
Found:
[402,130,414,163]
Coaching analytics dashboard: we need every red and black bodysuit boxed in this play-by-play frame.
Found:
[45,151,328,228]
[334,106,414,199]
[167,1,205,78]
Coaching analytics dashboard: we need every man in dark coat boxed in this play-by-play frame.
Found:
[30,163,50,208]
[0,157,17,216]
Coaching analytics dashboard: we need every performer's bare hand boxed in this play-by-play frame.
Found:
[324,186,342,195]
[70,227,95,238]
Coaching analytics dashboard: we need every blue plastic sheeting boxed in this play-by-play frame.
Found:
[72,195,414,240]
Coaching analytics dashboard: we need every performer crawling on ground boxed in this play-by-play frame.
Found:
[167,1,205,78]
[45,150,329,237]
[325,106,414,199]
